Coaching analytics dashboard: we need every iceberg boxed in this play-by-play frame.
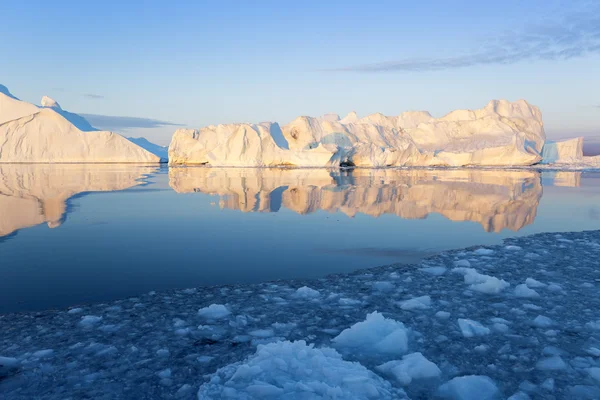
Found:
[0,87,161,164]
[169,99,550,167]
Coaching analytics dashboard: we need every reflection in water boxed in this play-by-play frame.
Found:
[0,164,157,238]
[169,168,553,232]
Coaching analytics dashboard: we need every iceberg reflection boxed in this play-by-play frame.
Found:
[0,164,158,238]
[169,168,548,232]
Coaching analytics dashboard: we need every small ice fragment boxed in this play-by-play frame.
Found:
[436,311,451,319]
[514,284,539,298]
[373,281,395,292]
[79,315,102,326]
[291,286,320,299]
[249,329,274,338]
[437,375,499,400]
[376,352,441,385]
[197,355,214,363]
[67,308,83,314]
[588,367,600,383]
[157,368,171,379]
[454,260,471,267]
[156,349,170,357]
[198,304,231,319]
[420,266,447,276]
[541,378,555,391]
[473,248,495,256]
[33,349,54,358]
[399,295,431,310]
[536,356,567,370]
[533,315,554,328]
[332,312,410,358]
[525,278,546,288]
[507,392,531,400]
[339,298,362,306]
[458,319,490,338]
[505,245,522,251]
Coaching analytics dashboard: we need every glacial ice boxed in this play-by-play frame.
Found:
[437,375,500,400]
[197,340,407,399]
[332,312,410,360]
[164,99,600,168]
[0,87,160,163]
[376,352,441,386]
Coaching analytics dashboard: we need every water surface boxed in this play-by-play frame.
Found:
[1,165,599,313]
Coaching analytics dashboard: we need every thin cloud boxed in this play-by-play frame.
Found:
[330,4,600,72]
[82,93,104,99]
[79,114,183,130]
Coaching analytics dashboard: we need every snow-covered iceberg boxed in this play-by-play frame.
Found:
[169,168,542,232]
[0,86,161,164]
[169,99,552,167]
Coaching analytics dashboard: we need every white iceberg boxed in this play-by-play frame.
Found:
[169,99,552,167]
[0,87,160,164]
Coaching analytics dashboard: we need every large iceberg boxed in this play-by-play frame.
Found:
[169,99,553,167]
[0,87,161,164]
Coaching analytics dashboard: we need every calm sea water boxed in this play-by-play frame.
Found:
[1,165,599,313]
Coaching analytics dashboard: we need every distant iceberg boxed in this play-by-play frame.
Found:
[0,86,161,164]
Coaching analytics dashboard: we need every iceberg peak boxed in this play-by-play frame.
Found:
[340,111,359,124]
[41,96,62,110]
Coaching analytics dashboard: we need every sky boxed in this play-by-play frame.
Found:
[1,0,599,146]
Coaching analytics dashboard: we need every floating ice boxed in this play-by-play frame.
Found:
[437,375,500,400]
[197,340,406,399]
[79,315,103,326]
[420,266,447,276]
[473,248,495,256]
[291,286,320,299]
[198,304,231,319]
[377,352,441,386]
[532,315,554,328]
[332,312,410,359]
[525,278,546,288]
[536,356,567,371]
[514,284,539,298]
[452,268,509,294]
[398,295,432,310]
[458,319,491,338]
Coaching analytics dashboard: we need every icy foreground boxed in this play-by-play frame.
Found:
[1,230,600,399]
[0,86,160,163]
[168,99,598,168]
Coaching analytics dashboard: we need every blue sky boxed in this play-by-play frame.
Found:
[1,0,599,145]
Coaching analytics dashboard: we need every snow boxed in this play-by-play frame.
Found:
[437,375,500,400]
[332,312,410,359]
[457,319,491,337]
[197,304,231,319]
[376,352,441,385]
[0,86,160,163]
[197,340,406,399]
